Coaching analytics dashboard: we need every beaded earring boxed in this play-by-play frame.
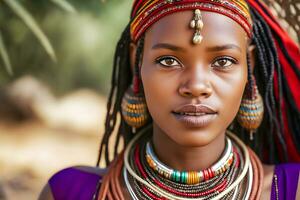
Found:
[121,84,148,133]
[237,58,264,140]
[121,38,149,133]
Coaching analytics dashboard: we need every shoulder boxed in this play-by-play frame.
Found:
[39,166,107,200]
[261,163,300,200]
[271,163,300,200]
[261,164,275,200]
[274,162,300,173]
[48,165,106,188]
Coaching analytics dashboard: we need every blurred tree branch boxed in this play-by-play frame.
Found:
[0,0,76,75]
[0,31,12,75]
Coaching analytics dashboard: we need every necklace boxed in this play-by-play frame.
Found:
[123,166,139,200]
[94,125,264,200]
[123,125,251,200]
[145,138,233,184]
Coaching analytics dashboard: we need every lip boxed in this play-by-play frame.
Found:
[172,104,217,128]
[173,104,217,115]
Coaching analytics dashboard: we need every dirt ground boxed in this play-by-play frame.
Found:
[0,121,102,199]
[0,77,120,199]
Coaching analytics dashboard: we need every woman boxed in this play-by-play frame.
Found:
[39,0,300,199]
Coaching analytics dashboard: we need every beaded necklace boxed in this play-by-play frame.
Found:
[123,125,252,200]
[94,125,264,200]
[125,146,240,199]
[145,138,233,184]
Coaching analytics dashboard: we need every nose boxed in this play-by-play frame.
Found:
[178,69,213,98]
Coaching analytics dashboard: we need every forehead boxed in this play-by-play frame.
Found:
[144,11,248,50]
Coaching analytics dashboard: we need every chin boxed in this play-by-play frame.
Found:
[170,129,219,147]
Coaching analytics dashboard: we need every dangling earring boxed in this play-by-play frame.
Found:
[121,80,149,133]
[121,38,149,133]
[237,74,264,140]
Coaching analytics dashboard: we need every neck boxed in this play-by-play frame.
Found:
[152,124,226,171]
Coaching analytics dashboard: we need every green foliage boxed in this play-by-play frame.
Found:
[50,0,76,13]
[0,31,12,75]
[0,0,132,95]
[3,0,57,64]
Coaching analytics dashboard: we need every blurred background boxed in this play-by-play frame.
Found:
[0,0,298,199]
[0,0,131,199]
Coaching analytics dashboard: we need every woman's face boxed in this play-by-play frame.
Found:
[139,11,249,147]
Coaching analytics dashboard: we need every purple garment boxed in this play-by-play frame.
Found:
[48,164,299,200]
[270,163,300,200]
[49,167,102,200]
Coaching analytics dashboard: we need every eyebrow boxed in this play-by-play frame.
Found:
[206,44,242,52]
[152,43,185,52]
[152,43,242,53]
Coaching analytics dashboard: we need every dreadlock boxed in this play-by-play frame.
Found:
[96,24,146,166]
[233,4,300,164]
[96,3,300,167]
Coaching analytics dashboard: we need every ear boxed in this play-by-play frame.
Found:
[247,44,256,74]
[129,42,137,73]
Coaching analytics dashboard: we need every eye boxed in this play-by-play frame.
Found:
[212,57,237,69]
[156,56,181,68]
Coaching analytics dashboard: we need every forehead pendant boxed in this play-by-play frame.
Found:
[190,9,204,44]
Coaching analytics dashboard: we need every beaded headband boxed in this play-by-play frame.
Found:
[130,0,253,43]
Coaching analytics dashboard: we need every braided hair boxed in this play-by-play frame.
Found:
[233,5,300,164]
[96,24,147,166]
[96,4,300,166]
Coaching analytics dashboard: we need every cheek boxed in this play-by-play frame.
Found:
[216,67,247,121]
[140,65,175,118]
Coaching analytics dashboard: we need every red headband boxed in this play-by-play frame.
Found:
[130,0,253,43]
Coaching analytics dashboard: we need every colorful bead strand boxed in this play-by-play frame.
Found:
[145,138,234,184]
